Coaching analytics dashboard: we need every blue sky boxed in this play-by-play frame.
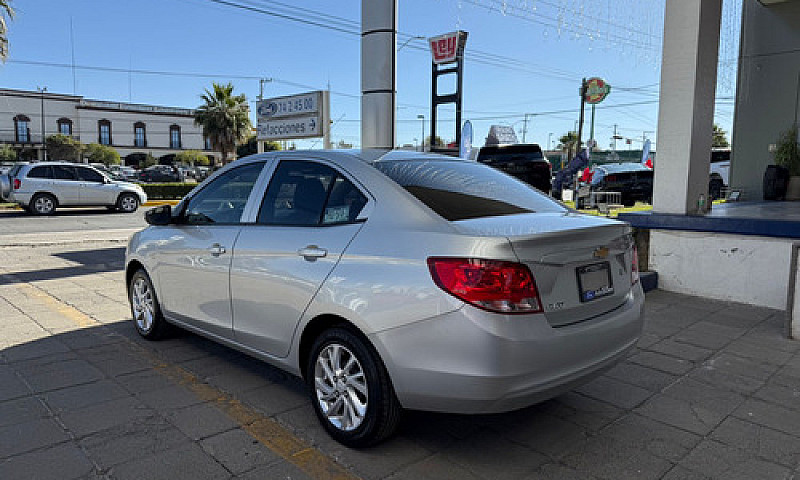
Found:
[1,0,740,151]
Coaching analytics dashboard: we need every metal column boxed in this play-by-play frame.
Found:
[361,0,397,149]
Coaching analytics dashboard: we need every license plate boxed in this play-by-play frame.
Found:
[576,262,614,302]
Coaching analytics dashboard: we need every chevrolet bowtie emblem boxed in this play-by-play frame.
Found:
[593,247,610,259]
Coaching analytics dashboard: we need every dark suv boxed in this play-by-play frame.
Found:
[577,163,653,208]
[470,144,552,193]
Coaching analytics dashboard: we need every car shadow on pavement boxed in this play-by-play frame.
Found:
[0,248,125,285]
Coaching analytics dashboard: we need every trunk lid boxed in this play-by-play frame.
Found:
[454,212,635,327]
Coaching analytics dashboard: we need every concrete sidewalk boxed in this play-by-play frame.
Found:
[1,242,799,480]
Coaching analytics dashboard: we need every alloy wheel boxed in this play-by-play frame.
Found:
[314,343,368,431]
[131,277,155,333]
[34,195,55,214]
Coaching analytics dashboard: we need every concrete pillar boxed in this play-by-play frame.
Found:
[361,0,396,149]
[653,0,723,215]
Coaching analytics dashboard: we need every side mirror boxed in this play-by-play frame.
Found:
[145,204,172,226]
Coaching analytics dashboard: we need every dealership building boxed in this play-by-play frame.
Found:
[0,88,218,165]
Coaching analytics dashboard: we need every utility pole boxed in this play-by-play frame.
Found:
[256,78,272,154]
[37,86,47,161]
[612,124,619,151]
[418,114,425,151]
[522,113,533,143]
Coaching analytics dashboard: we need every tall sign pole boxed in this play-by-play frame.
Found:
[429,31,468,154]
[584,77,611,152]
[576,78,587,157]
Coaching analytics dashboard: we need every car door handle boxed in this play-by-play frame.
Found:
[208,243,226,256]
[298,245,327,260]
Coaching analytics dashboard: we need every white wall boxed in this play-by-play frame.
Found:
[650,230,795,309]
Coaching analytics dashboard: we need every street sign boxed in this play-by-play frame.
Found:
[429,31,468,64]
[256,91,329,142]
[257,116,321,140]
[584,77,611,104]
[257,92,319,120]
[460,120,473,158]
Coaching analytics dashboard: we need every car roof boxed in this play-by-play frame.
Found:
[25,162,95,167]
[594,162,652,174]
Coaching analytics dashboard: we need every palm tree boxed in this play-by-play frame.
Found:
[1,1,15,61]
[557,131,581,160]
[194,83,252,165]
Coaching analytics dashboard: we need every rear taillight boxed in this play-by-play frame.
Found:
[13,179,20,190]
[631,246,640,285]
[427,257,543,314]
[605,174,618,182]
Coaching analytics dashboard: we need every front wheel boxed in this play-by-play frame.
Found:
[307,328,401,447]
[128,269,170,340]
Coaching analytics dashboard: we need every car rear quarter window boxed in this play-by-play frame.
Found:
[53,165,77,180]
[258,160,367,226]
[77,167,104,182]
[27,166,52,179]
[373,159,565,221]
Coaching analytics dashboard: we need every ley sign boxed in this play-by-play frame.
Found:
[584,77,611,104]
[429,31,468,64]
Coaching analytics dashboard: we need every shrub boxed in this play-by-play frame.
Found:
[0,144,16,162]
[84,143,121,166]
[175,150,210,166]
[141,183,196,200]
[46,134,83,162]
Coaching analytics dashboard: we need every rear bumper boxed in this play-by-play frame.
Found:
[372,284,644,414]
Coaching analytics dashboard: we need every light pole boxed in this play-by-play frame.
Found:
[548,133,553,151]
[521,113,533,143]
[417,114,425,152]
[37,86,47,160]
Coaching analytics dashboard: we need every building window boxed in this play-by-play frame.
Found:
[57,118,73,136]
[204,135,212,151]
[14,115,31,143]
[170,125,181,149]
[98,120,112,145]
[134,122,147,147]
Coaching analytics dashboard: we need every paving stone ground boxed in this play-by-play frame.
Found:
[1,241,799,480]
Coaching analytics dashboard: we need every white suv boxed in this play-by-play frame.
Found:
[709,149,730,200]
[0,162,147,215]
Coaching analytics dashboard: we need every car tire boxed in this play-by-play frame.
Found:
[306,327,402,447]
[128,269,170,340]
[30,193,57,215]
[117,193,140,213]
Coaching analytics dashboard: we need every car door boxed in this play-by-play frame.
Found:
[155,161,268,339]
[75,166,114,205]
[230,158,370,357]
[49,165,81,205]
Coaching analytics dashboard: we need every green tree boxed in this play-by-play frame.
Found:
[84,143,121,166]
[0,144,16,162]
[712,123,730,148]
[194,82,252,165]
[45,134,83,162]
[424,136,445,148]
[143,153,158,168]
[175,150,210,166]
[236,135,282,158]
[774,128,800,176]
[0,1,14,61]
[557,131,581,160]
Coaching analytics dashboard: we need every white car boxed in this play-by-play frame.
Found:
[0,162,147,215]
[709,149,730,199]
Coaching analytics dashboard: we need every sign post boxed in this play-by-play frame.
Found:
[429,31,468,155]
[256,90,331,147]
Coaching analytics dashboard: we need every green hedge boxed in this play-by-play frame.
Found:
[141,183,197,200]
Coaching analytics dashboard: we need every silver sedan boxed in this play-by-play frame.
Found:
[125,150,644,447]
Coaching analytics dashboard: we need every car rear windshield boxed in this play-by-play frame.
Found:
[9,165,23,178]
[373,159,566,221]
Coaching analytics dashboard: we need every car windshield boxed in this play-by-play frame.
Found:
[373,159,566,221]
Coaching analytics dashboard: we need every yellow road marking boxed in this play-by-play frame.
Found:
[16,279,362,480]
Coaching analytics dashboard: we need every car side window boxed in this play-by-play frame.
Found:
[27,166,52,179]
[322,175,368,225]
[52,166,77,181]
[182,162,265,225]
[77,167,104,182]
[257,160,367,226]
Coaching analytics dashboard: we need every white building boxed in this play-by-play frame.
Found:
[0,88,218,165]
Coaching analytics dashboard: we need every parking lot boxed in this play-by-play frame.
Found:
[1,212,799,479]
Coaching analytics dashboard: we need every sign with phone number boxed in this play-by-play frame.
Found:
[256,92,320,120]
